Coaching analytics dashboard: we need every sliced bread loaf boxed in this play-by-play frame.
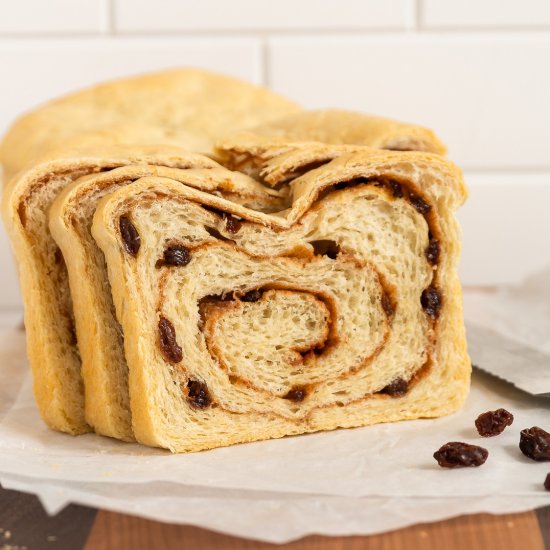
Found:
[49,162,284,440]
[2,146,279,436]
[92,147,470,452]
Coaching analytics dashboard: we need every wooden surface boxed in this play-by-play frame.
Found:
[0,486,548,550]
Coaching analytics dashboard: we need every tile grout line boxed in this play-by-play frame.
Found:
[414,0,423,30]
[2,27,550,40]
[405,0,419,32]
[261,35,270,88]
[100,0,114,35]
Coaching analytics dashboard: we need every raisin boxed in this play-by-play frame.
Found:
[409,194,432,214]
[223,213,242,234]
[163,245,191,267]
[380,378,408,397]
[241,289,263,302]
[119,215,141,256]
[381,293,394,317]
[425,239,440,264]
[187,379,211,409]
[475,408,514,437]
[54,246,65,266]
[388,180,404,198]
[545,474,550,491]
[158,317,182,364]
[421,286,442,319]
[519,427,550,461]
[283,387,307,402]
[433,442,488,468]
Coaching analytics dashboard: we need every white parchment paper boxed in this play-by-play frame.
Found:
[0,277,549,542]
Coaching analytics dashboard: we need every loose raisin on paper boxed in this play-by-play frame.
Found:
[475,408,514,437]
[433,442,488,468]
[519,427,550,461]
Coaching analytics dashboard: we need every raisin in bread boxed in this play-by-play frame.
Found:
[49,162,283,441]
[91,146,470,452]
[2,146,281,436]
[0,68,300,180]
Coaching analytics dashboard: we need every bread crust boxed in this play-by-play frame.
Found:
[0,68,301,180]
[217,109,447,159]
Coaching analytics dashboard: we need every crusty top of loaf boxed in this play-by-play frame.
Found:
[0,68,301,180]
[218,109,446,156]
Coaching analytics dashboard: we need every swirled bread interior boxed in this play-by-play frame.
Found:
[2,146,280,437]
[92,148,470,452]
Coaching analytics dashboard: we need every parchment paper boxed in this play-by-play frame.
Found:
[0,276,549,543]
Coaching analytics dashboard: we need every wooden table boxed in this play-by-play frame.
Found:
[1,486,548,549]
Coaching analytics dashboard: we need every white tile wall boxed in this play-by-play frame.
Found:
[114,0,411,32]
[421,0,550,29]
[268,34,550,171]
[458,174,550,285]
[1,0,549,311]
[0,0,106,34]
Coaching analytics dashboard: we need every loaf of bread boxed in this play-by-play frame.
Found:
[91,145,470,452]
[2,146,281,436]
[0,68,300,180]
[40,115,450,442]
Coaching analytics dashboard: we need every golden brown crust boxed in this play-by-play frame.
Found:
[0,68,301,180]
[217,109,447,161]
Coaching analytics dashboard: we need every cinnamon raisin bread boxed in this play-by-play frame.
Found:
[2,146,280,436]
[0,68,300,180]
[91,147,470,452]
[49,162,283,441]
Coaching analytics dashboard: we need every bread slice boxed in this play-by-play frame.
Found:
[92,146,470,452]
[0,68,300,180]
[2,145,282,436]
[49,162,284,441]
